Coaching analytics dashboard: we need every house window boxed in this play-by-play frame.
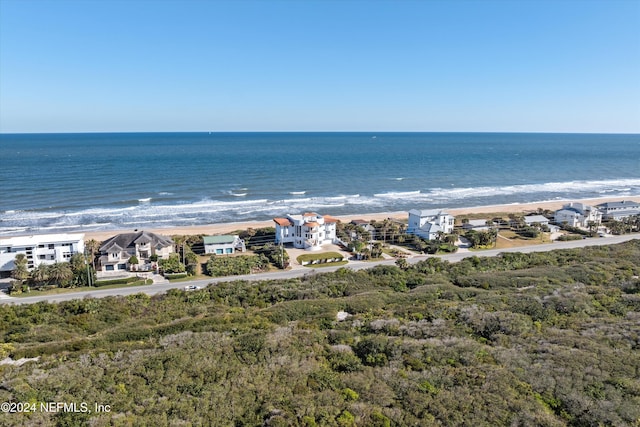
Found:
[216,249,223,254]
[225,248,233,254]
[39,255,46,260]
[48,244,55,249]
[106,265,114,271]
[117,263,127,270]
[38,244,45,248]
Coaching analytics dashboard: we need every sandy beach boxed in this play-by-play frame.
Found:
[79,196,638,242]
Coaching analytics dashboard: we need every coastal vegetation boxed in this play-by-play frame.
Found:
[7,253,96,295]
[1,241,639,426]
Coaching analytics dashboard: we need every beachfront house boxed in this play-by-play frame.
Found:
[98,230,173,272]
[595,200,640,220]
[0,233,85,276]
[204,235,246,255]
[273,212,339,251]
[350,219,376,239]
[524,215,550,227]
[461,219,491,231]
[407,209,455,240]
[554,203,602,228]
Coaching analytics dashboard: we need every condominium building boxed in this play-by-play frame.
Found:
[0,233,85,275]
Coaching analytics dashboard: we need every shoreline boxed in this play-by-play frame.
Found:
[75,196,639,242]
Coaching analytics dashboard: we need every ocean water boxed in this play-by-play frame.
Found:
[1,132,639,235]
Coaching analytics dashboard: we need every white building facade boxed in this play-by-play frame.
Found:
[554,203,602,228]
[595,200,640,220]
[274,213,339,251]
[0,233,85,274]
[204,235,246,255]
[407,209,455,240]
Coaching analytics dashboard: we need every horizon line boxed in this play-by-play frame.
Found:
[1,130,639,136]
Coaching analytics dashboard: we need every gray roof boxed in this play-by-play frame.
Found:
[524,215,549,224]
[100,231,173,252]
[596,200,640,210]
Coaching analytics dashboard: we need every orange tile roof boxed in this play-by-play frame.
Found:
[303,212,318,217]
[323,215,339,223]
[304,221,320,227]
[273,217,293,226]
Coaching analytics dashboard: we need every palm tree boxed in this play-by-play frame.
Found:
[85,239,100,269]
[48,262,74,287]
[30,265,50,288]
[11,253,30,282]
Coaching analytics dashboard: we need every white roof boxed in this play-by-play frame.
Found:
[409,209,451,217]
[0,233,85,247]
[524,215,549,223]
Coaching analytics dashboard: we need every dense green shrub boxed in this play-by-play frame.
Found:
[1,240,639,426]
[94,276,141,286]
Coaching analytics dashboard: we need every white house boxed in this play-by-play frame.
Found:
[407,209,455,240]
[461,219,491,231]
[524,215,550,227]
[204,235,246,255]
[595,200,640,220]
[274,212,339,251]
[99,230,173,272]
[0,233,85,275]
[554,203,602,228]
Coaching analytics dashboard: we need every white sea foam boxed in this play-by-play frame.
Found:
[374,191,422,198]
[1,178,638,234]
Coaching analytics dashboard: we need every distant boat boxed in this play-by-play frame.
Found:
[289,191,306,195]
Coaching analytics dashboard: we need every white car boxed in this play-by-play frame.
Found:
[184,285,202,291]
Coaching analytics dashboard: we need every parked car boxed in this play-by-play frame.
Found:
[184,285,202,291]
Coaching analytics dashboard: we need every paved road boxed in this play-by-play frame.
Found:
[2,234,638,305]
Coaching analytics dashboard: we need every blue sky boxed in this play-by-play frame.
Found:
[1,0,639,133]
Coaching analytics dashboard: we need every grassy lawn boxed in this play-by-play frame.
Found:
[10,279,154,297]
[494,231,550,249]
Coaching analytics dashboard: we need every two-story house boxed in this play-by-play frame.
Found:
[273,212,339,251]
[595,200,640,220]
[98,230,173,272]
[554,202,602,228]
[204,235,246,255]
[407,209,455,240]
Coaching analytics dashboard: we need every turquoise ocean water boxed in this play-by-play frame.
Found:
[1,132,639,235]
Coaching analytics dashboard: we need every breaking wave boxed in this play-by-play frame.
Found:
[1,178,638,235]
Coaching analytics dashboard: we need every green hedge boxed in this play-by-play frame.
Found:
[94,276,141,287]
[165,272,189,280]
[556,234,583,241]
[297,252,344,265]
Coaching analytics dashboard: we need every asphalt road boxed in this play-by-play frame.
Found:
[2,234,638,305]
